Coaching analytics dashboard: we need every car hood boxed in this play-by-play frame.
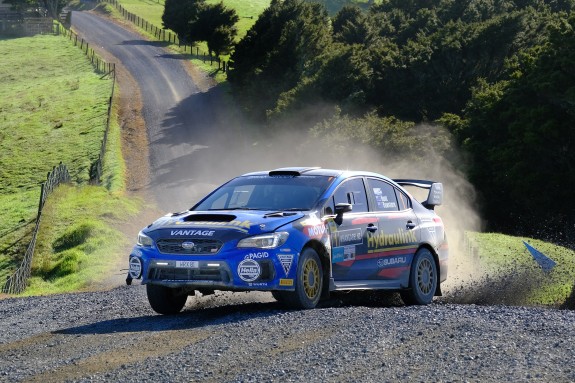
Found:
[142,210,305,242]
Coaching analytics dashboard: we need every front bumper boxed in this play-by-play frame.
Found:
[128,247,297,291]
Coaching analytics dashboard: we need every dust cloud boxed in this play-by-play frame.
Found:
[159,110,492,301]
[147,93,569,307]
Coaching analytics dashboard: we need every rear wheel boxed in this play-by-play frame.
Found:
[146,284,187,315]
[283,248,323,309]
[401,248,437,305]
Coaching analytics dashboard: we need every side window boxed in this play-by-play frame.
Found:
[332,178,368,213]
[367,178,399,212]
[395,189,411,211]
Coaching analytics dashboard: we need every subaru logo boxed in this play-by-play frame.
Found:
[181,241,195,250]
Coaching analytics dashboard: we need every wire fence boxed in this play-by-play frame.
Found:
[53,22,117,184]
[2,164,71,294]
[1,22,117,295]
[97,0,229,72]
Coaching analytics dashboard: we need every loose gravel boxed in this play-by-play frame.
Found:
[1,286,574,382]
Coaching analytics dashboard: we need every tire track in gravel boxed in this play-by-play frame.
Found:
[23,329,212,383]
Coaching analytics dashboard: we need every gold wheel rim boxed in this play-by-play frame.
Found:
[302,258,320,299]
[416,258,434,295]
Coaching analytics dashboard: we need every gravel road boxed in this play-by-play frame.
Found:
[1,286,574,382]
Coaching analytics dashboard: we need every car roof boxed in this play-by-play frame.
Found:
[241,167,394,182]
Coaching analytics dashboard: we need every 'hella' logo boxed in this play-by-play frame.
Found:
[181,241,195,249]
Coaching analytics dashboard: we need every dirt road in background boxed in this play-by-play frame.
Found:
[72,10,245,212]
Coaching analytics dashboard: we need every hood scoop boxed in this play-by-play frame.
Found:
[183,214,236,222]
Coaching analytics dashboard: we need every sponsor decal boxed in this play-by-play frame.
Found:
[175,220,252,233]
[373,188,397,210]
[332,246,356,263]
[249,282,269,287]
[377,256,407,268]
[332,247,344,263]
[278,254,294,276]
[237,259,261,282]
[333,228,363,247]
[306,224,326,238]
[245,251,269,259]
[279,279,294,286]
[170,229,215,236]
[128,257,142,279]
[367,228,417,250]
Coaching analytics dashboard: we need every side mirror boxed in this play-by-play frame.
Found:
[334,203,352,225]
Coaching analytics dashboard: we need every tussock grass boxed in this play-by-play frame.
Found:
[26,185,140,295]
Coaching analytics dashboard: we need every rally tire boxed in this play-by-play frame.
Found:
[401,248,438,305]
[146,284,187,315]
[283,248,323,309]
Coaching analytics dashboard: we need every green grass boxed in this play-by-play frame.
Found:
[467,232,575,306]
[26,184,141,295]
[116,0,269,38]
[0,33,142,295]
[0,36,112,191]
[0,34,114,279]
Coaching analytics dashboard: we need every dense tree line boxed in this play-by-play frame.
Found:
[162,0,238,57]
[227,0,575,241]
[4,0,67,18]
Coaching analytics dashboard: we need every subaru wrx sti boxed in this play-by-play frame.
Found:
[127,167,448,314]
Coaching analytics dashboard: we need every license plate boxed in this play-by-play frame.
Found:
[175,261,199,268]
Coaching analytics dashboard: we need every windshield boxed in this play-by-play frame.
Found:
[192,175,334,211]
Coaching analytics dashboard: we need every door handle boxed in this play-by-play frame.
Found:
[367,224,378,232]
[406,220,416,229]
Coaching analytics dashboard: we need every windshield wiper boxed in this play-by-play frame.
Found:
[263,209,305,218]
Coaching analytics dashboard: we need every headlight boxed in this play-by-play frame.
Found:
[237,232,289,249]
[137,231,154,247]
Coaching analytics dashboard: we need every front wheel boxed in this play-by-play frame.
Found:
[283,248,323,309]
[146,284,187,315]
[401,248,438,305]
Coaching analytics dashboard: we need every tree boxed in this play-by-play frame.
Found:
[228,0,332,121]
[453,14,575,240]
[5,0,66,18]
[161,0,205,42]
[332,5,372,45]
[189,2,239,56]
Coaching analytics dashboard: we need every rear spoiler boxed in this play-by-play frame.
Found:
[393,179,443,210]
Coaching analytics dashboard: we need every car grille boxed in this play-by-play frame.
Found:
[156,239,223,255]
[148,267,229,282]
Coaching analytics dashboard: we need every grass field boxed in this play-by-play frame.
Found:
[116,0,270,38]
[0,33,140,293]
[0,35,112,281]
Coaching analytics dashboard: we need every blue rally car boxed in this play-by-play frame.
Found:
[127,167,448,314]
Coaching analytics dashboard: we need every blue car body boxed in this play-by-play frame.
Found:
[128,167,448,314]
